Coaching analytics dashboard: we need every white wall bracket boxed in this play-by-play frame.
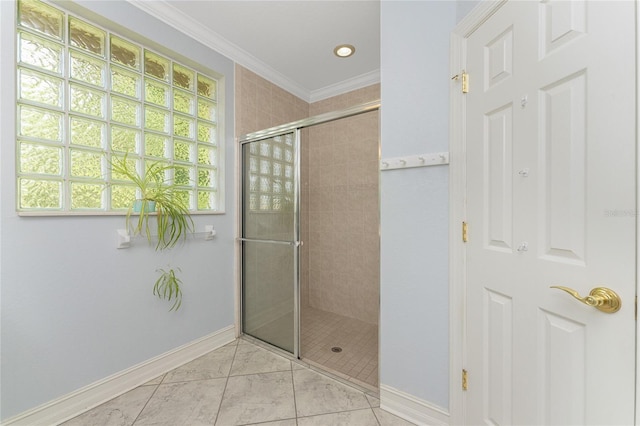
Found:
[204,225,216,240]
[117,229,131,249]
[380,152,449,171]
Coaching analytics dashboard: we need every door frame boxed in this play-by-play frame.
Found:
[448,1,639,424]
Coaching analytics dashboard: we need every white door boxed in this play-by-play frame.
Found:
[464,1,636,424]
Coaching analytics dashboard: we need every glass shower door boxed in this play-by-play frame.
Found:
[241,131,299,354]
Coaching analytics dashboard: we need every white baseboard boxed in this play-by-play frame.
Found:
[2,325,236,426]
[380,384,450,426]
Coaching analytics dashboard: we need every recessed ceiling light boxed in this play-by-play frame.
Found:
[334,44,355,58]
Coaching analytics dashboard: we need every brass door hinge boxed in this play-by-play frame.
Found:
[462,221,468,243]
[451,71,469,93]
[462,369,468,391]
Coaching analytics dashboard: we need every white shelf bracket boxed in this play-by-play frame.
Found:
[204,225,216,240]
[117,229,131,249]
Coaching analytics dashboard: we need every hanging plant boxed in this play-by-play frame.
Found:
[109,153,194,250]
[153,267,183,311]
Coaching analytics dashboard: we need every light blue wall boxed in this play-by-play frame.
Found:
[0,1,235,419]
[1,0,477,419]
[456,0,481,22]
[379,0,456,409]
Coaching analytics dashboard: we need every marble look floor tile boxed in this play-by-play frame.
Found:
[293,369,370,417]
[245,420,297,426]
[62,339,385,426]
[366,394,380,408]
[163,345,236,383]
[297,408,379,426]
[229,342,291,376]
[134,378,227,425]
[142,375,164,386]
[216,371,296,426]
[372,408,417,426]
[61,386,156,426]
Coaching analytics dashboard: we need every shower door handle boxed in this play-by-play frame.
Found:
[238,237,301,247]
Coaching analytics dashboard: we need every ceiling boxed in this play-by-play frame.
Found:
[130,1,381,102]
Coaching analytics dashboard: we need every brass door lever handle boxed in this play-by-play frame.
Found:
[550,286,621,313]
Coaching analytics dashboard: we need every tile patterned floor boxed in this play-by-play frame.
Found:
[301,306,378,391]
[61,339,414,426]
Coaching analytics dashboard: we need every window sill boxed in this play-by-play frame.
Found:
[17,210,226,217]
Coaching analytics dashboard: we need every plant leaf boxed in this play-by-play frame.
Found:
[153,267,183,311]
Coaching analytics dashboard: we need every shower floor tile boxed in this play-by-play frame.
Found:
[301,306,378,390]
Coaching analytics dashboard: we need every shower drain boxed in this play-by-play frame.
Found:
[331,346,343,353]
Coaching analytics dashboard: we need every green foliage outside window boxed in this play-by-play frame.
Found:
[246,135,295,212]
[16,0,221,213]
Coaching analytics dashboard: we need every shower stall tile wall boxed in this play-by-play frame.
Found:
[304,84,380,325]
[235,65,309,136]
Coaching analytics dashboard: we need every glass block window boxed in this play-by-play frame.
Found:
[16,0,221,212]
[247,134,295,211]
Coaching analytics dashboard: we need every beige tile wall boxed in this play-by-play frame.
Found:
[236,63,380,326]
[303,85,380,325]
[235,65,309,136]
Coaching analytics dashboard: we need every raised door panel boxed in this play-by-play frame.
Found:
[538,310,586,425]
[540,0,587,59]
[485,104,514,252]
[539,72,586,265]
[485,27,513,90]
[484,289,513,425]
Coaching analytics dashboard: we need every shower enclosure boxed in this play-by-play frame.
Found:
[240,100,380,389]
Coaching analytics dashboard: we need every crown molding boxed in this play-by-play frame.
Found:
[309,69,381,103]
[126,0,310,101]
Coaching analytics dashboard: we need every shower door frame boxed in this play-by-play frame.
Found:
[238,100,381,359]
[239,128,302,357]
